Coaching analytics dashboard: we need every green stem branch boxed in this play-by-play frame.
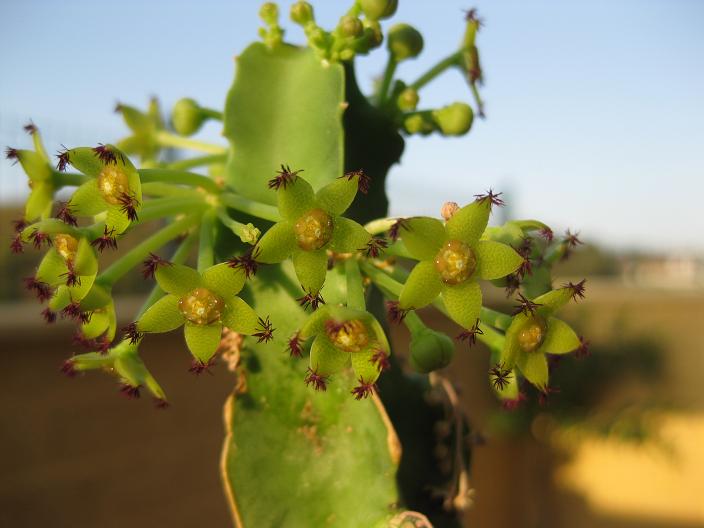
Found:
[137,196,208,224]
[139,168,220,194]
[163,153,227,171]
[215,207,260,245]
[377,57,398,106]
[99,214,201,287]
[410,51,461,91]
[345,259,366,311]
[155,131,227,155]
[53,172,88,187]
[219,193,281,222]
[197,211,216,272]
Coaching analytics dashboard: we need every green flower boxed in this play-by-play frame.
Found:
[397,196,523,330]
[294,305,390,398]
[65,339,167,405]
[64,144,142,235]
[135,262,266,365]
[7,141,54,221]
[499,284,583,390]
[115,98,164,164]
[255,169,371,297]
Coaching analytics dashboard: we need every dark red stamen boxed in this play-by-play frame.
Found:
[93,144,119,165]
[512,293,541,316]
[562,229,582,260]
[268,164,302,190]
[142,253,171,279]
[117,192,140,222]
[12,218,28,233]
[28,229,52,250]
[154,398,170,410]
[122,322,143,345]
[539,227,554,243]
[575,335,590,358]
[297,288,325,311]
[227,247,259,279]
[5,147,20,165]
[91,226,118,252]
[287,332,303,358]
[55,201,78,227]
[23,276,53,302]
[489,363,512,391]
[10,235,24,253]
[253,316,275,343]
[370,348,390,372]
[385,300,409,324]
[473,189,505,207]
[55,147,70,171]
[61,303,91,324]
[502,392,526,411]
[338,169,371,194]
[457,318,483,347]
[188,357,217,376]
[504,273,521,297]
[538,385,560,407]
[23,121,38,135]
[361,236,388,258]
[351,377,377,400]
[60,359,77,378]
[41,308,57,324]
[61,263,81,287]
[304,367,328,391]
[388,218,410,242]
[564,279,587,302]
[119,383,141,399]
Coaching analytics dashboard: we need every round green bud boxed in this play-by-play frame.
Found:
[290,1,314,25]
[403,114,434,136]
[171,98,205,137]
[432,103,474,136]
[362,21,383,49]
[410,327,455,373]
[359,0,397,21]
[259,2,279,25]
[339,15,363,38]
[387,23,424,61]
[397,87,419,111]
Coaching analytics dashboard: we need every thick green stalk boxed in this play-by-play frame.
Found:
[377,56,398,106]
[201,107,224,121]
[345,258,366,311]
[410,51,461,90]
[99,214,201,287]
[219,192,281,222]
[137,196,208,223]
[197,211,216,271]
[155,130,227,155]
[141,182,198,198]
[163,153,227,171]
[53,171,88,187]
[139,168,221,193]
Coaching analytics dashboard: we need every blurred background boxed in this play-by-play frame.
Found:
[1,1,703,527]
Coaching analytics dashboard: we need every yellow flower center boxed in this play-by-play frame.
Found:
[98,166,130,205]
[326,319,370,353]
[178,287,224,325]
[54,234,79,262]
[294,208,334,251]
[434,239,476,285]
[517,316,548,353]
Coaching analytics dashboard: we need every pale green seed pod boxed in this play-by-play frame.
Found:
[409,327,455,373]
[397,87,419,111]
[290,1,314,25]
[171,98,205,137]
[387,23,424,61]
[432,102,474,136]
[359,0,397,20]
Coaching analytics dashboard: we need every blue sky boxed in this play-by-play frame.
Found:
[1,0,702,253]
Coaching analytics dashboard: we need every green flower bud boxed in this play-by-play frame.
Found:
[403,113,434,135]
[359,21,383,51]
[259,2,279,25]
[387,23,424,61]
[397,87,419,111]
[290,1,314,25]
[171,98,206,137]
[359,0,397,21]
[339,15,363,38]
[409,327,455,373]
[432,102,474,136]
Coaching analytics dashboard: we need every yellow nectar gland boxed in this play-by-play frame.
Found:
[517,316,548,353]
[434,239,477,285]
[98,166,130,205]
[178,288,225,326]
[54,234,79,261]
[294,208,334,251]
[326,319,370,353]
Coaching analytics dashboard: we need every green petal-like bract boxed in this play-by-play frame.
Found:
[540,317,580,355]
[277,175,315,220]
[475,240,522,280]
[222,297,260,335]
[255,221,296,264]
[441,279,482,329]
[533,286,574,314]
[399,217,445,260]
[399,260,442,310]
[202,263,246,299]
[184,321,223,363]
[445,200,490,247]
[351,347,381,384]
[309,335,350,377]
[315,175,358,216]
[292,248,328,293]
[154,263,202,295]
[329,217,370,253]
[516,351,549,390]
[137,294,186,333]
[70,180,107,216]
